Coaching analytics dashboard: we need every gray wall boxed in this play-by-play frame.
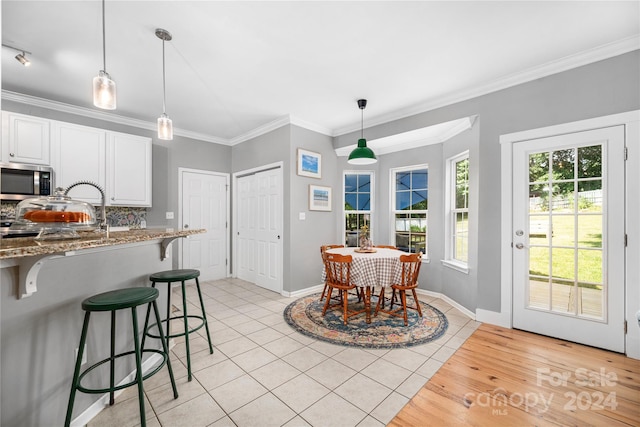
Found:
[334,50,640,312]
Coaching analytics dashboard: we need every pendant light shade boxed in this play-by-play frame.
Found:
[156,28,173,140]
[348,99,377,165]
[93,0,116,110]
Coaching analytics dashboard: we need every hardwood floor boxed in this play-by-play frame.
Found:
[391,324,640,426]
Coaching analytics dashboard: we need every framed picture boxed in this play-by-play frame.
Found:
[297,148,321,178]
[309,185,332,211]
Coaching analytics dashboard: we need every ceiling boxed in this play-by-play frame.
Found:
[2,1,639,145]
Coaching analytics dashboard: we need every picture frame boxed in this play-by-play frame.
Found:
[309,185,332,211]
[297,148,321,179]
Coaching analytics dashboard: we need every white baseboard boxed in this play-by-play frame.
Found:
[282,284,324,298]
[415,289,476,320]
[71,352,166,427]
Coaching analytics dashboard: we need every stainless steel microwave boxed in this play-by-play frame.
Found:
[0,162,53,201]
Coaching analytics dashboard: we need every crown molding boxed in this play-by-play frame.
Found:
[333,36,640,136]
[289,115,333,137]
[1,90,231,145]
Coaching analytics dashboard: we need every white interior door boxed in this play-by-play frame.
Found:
[512,126,625,352]
[236,167,282,293]
[181,170,229,281]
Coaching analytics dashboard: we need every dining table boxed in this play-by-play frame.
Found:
[325,246,407,323]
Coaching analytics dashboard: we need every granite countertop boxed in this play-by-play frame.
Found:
[0,228,205,260]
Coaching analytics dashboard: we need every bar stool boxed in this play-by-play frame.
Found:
[147,269,213,381]
[65,287,178,427]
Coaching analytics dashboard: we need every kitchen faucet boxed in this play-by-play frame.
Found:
[64,181,107,230]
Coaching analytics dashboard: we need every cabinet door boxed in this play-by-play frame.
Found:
[51,122,106,204]
[2,112,51,165]
[107,132,152,206]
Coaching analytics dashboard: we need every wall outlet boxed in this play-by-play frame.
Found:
[75,345,88,366]
[166,212,174,220]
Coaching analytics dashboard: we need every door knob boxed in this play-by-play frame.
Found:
[515,243,524,249]
[515,230,524,236]
[9,152,15,157]
[184,224,189,229]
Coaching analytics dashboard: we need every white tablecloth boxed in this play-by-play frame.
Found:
[325,247,406,288]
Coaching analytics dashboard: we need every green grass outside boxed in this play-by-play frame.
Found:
[529,211,603,288]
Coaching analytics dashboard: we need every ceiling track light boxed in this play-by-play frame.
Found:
[2,44,32,67]
[92,0,116,110]
[156,28,173,141]
[347,99,377,165]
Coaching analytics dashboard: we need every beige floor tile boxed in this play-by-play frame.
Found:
[216,336,258,358]
[270,321,297,336]
[171,335,213,359]
[300,392,367,427]
[245,327,285,346]
[208,374,268,413]
[281,415,312,427]
[262,335,305,358]
[286,331,316,346]
[220,313,254,327]
[211,326,243,344]
[271,373,330,413]
[307,340,345,357]
[281,347,328,372]
[207,415,236,427]
[305,358,357,390]
[181,346,228,373]
[334,373,393,413]
[250,359,302,389]
[368,392,409,425]
[232,346,278,372]
[255,312,283,326]
[146,374,205,415]
[193,359,245,390]
[431,345,457,363]
[157,393,226,427]
[415,358,444,378]
[407,341,441,358]
[88,394,154,427]
[356,415,386,427]
[243,307,274,319]
[231,319,268,336]
[333,347,378,372]
[443,335,468,350]
[381,348,429,372]
[360,359,412,390]
[142,355,188,391]
[228,393,296,427]
[395,372,429,399]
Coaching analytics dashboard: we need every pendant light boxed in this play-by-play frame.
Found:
[347,99,377,165]
[156,28,173,140]
[92,0,116,110]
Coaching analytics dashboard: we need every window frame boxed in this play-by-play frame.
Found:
[390,164,429,259]
[443,150,470,274]
[343,170,375,247]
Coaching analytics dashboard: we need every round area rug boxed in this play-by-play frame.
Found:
[284,292,448,349]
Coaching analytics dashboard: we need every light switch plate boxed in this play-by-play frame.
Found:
[299,212,306,220]
[166,212,174,219]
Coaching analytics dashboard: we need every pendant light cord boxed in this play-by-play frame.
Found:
[101,0,106,72]
[162,38,167,115]
[361,108,364,139]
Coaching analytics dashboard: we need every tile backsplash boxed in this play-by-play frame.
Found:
[1,202,147,228]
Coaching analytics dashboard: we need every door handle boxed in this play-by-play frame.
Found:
[515,243,524,249]
[277,235,280,239]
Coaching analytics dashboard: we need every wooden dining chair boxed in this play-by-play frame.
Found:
[320,244,344,301]
[374,252,423,325]
[322,252,367,325]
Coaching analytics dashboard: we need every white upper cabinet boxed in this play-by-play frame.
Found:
[51,122,106,205]
[1,111,51,165]
[107,132,152,206]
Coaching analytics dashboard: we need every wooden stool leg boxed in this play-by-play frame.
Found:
[195,277,213,354]
[64,311,91,427]
[181,280,193,381]
[130,307,146,427]
[342,289,349,325]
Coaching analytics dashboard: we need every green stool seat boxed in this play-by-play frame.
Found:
[65,287,178,427]
[147,269,213,381]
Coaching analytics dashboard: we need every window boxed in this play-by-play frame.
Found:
[344,172,373,247]
[392,166,428,254]
[445,152,469,271]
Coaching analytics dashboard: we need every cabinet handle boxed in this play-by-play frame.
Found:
[9,152,15,157]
